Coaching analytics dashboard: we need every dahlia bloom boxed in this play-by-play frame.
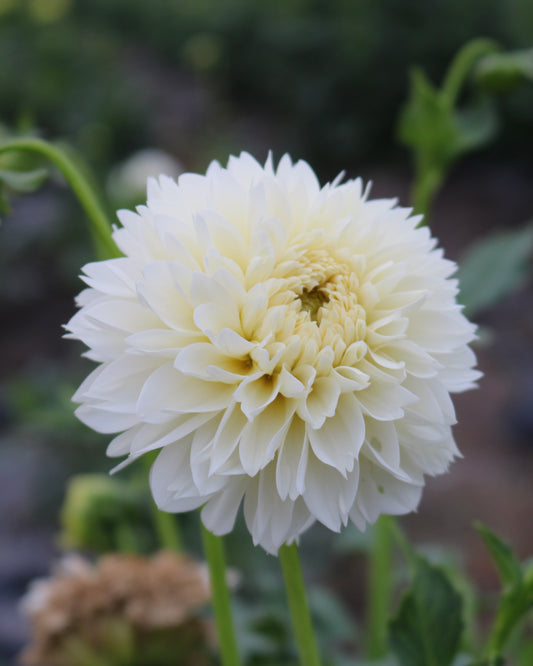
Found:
[67,153,480,554]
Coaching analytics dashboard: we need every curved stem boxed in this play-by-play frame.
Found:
[201,527,241,666]
[441,38,500,108]
[366,515,394,660]
[0,137,117,260]
[279,542,322,666]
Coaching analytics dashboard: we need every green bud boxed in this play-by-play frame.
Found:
[60,474,145,554]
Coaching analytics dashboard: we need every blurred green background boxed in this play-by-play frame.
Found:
[1,1,533,664]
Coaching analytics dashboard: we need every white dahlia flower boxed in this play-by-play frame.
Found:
[67,153,480,554]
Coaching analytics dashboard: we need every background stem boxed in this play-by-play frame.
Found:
[279,542,322,666]
[142,455,182,551]
[366,515,394,660]
[0,137,117,259]
[201,527,241,666]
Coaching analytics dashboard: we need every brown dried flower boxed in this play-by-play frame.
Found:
[20,551,214,666]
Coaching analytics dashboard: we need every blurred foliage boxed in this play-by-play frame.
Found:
[1,0,533,173]
[60,474,152,554]
[458,223,533,317]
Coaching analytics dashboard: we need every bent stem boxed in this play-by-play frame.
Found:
[365,515,394,660]
[0,137,117,259]
[201,526,241,666]
[279,542,322,666]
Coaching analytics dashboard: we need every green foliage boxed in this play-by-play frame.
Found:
[60,474,150,554]
[476,49,533,93]
[0,167,47,192]
[2,0,532,172]
[457,223,533,316]
[0,126,49,216]
[397,39,501,217]
[389,554,463,666]
[476,523,522,587]
[476,523,533,659]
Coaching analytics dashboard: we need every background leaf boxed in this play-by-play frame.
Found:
[476,523,523,588]
[457,223,533,316]
[389,555,463,666]
[475,49,533,92]
[0,167,48,192]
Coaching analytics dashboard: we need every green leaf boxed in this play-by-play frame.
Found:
[475,49,533,92]
[397,68,458,167]
[389,555,463,666]
[453,96,498,155]
[457,223,533,316]
[476,523,522,588]
[0,167,48,193]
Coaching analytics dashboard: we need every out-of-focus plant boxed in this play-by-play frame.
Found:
[457,223,533,317]
[3,1,533,171]
[60,474,149,554]
[398,41,533,219]
[397,39,533,317]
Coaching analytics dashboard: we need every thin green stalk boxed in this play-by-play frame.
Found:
[0,137,117,259]
[142,455,182,551]
[411,163,443,222]
[152,507,182,552]
[201,526,241,666]
[279,542,322,666]
[365,515,394,660]
[441,38,500,108]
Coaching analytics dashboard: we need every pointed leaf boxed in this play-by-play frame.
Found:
[389,555,463,666]
[476,523,522,588]
[0,167,48,193]
[397,68,458,167]
[453,97,499,154]
[457,223,533,316]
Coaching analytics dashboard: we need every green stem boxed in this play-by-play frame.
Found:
[0,137,117,259]
[142,455,182,551]
[201,526,241,666]
[484,597,531,660]
[114,522,141,554]
[152,507,182,551]
[441,38,500,108]
[411,163,443,222]
[279,542,322,666]
[365,515,394,660]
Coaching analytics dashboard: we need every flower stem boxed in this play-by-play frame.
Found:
[0,137,117,259]
[365,515,394,660]
[201,526,241,666]
[441,38,500,109]
[279,542,322,666]
[142,455,182,551]
[152,507,182,552]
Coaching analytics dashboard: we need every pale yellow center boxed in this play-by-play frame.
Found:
[253,243,369,374]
